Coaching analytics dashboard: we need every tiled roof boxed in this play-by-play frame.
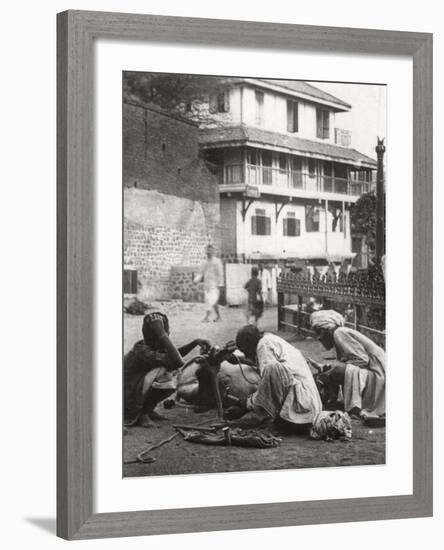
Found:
[199,126,377,167]
[257,79,352,110]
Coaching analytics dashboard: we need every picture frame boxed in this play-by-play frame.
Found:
[57,9,433,540]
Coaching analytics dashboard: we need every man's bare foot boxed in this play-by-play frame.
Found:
[138,413,156,428]
[148,410,168,421]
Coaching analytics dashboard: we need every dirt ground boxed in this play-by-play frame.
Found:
[123,302,385,477]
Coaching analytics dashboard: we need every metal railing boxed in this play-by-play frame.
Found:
[277,266,386,347]
[215,163,369,196]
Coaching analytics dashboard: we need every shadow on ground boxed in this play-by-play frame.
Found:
[25,518,56,535]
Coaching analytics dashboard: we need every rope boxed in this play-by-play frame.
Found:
[234,355,262,384]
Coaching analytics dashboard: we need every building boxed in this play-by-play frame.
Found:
[196,78,377,263]
[123,101,220,300]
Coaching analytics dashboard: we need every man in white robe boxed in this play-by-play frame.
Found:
[194,244,224,322]
[310,310,385,420]
[231,325,322,428]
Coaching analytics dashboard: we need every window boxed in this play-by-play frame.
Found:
[247,148,259,166]
[251,208,271,235]
[323,161,333,191]
[209,90,230,113]
[283,212,301,237]
[290,156,303,187]
[308,158,316,178]
[305,205,321,232]
[287,100,299,133]
[278,153,287,173]
[335,128,351,146]
[316,108,330,139]
[262,150,273,185]
[328,204,344,233]
[255,90,264,125]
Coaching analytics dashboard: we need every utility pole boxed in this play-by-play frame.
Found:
[375,138,385,261]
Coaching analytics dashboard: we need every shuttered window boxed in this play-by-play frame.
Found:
[283,212,301,237]
[255,91,264,125]
[251,208,271,235]
[316,108,330,139]
[287,100,299,133]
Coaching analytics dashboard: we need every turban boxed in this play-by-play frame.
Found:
[310,310,345,332]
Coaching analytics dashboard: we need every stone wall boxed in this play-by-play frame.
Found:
[169,266,204,302]
[123,102,220,301]
[124,188,220,300]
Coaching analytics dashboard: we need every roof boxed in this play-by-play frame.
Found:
[199,126,377,167]
[231,78,351,111]
[258,79,352,110]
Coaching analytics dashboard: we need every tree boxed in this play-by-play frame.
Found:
[350,191,386,256]
[350,192,377,241]
[123,72,232,124]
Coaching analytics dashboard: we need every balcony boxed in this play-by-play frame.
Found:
[335,128,352,147]
[214,163,370,197]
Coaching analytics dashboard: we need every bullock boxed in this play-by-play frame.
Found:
[165,343,260,415]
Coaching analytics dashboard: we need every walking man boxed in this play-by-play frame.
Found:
[194,244,224,322]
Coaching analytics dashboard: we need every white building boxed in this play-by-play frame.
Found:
[198,78,377,262]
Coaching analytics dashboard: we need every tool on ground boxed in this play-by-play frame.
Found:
[124,417,220,465]
[124,432,180,464]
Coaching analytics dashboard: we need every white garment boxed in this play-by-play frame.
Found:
[194,257,224,291]
[260,269,272,302]
[248,333,322,424]
[194,256,224,311]
[204,287,220,308]
[342,364,369,412]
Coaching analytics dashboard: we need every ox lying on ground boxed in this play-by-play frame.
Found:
[165,347,260,413]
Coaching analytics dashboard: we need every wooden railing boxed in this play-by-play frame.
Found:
[215,163,369,196]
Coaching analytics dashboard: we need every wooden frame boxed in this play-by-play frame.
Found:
[57,10,433,540]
